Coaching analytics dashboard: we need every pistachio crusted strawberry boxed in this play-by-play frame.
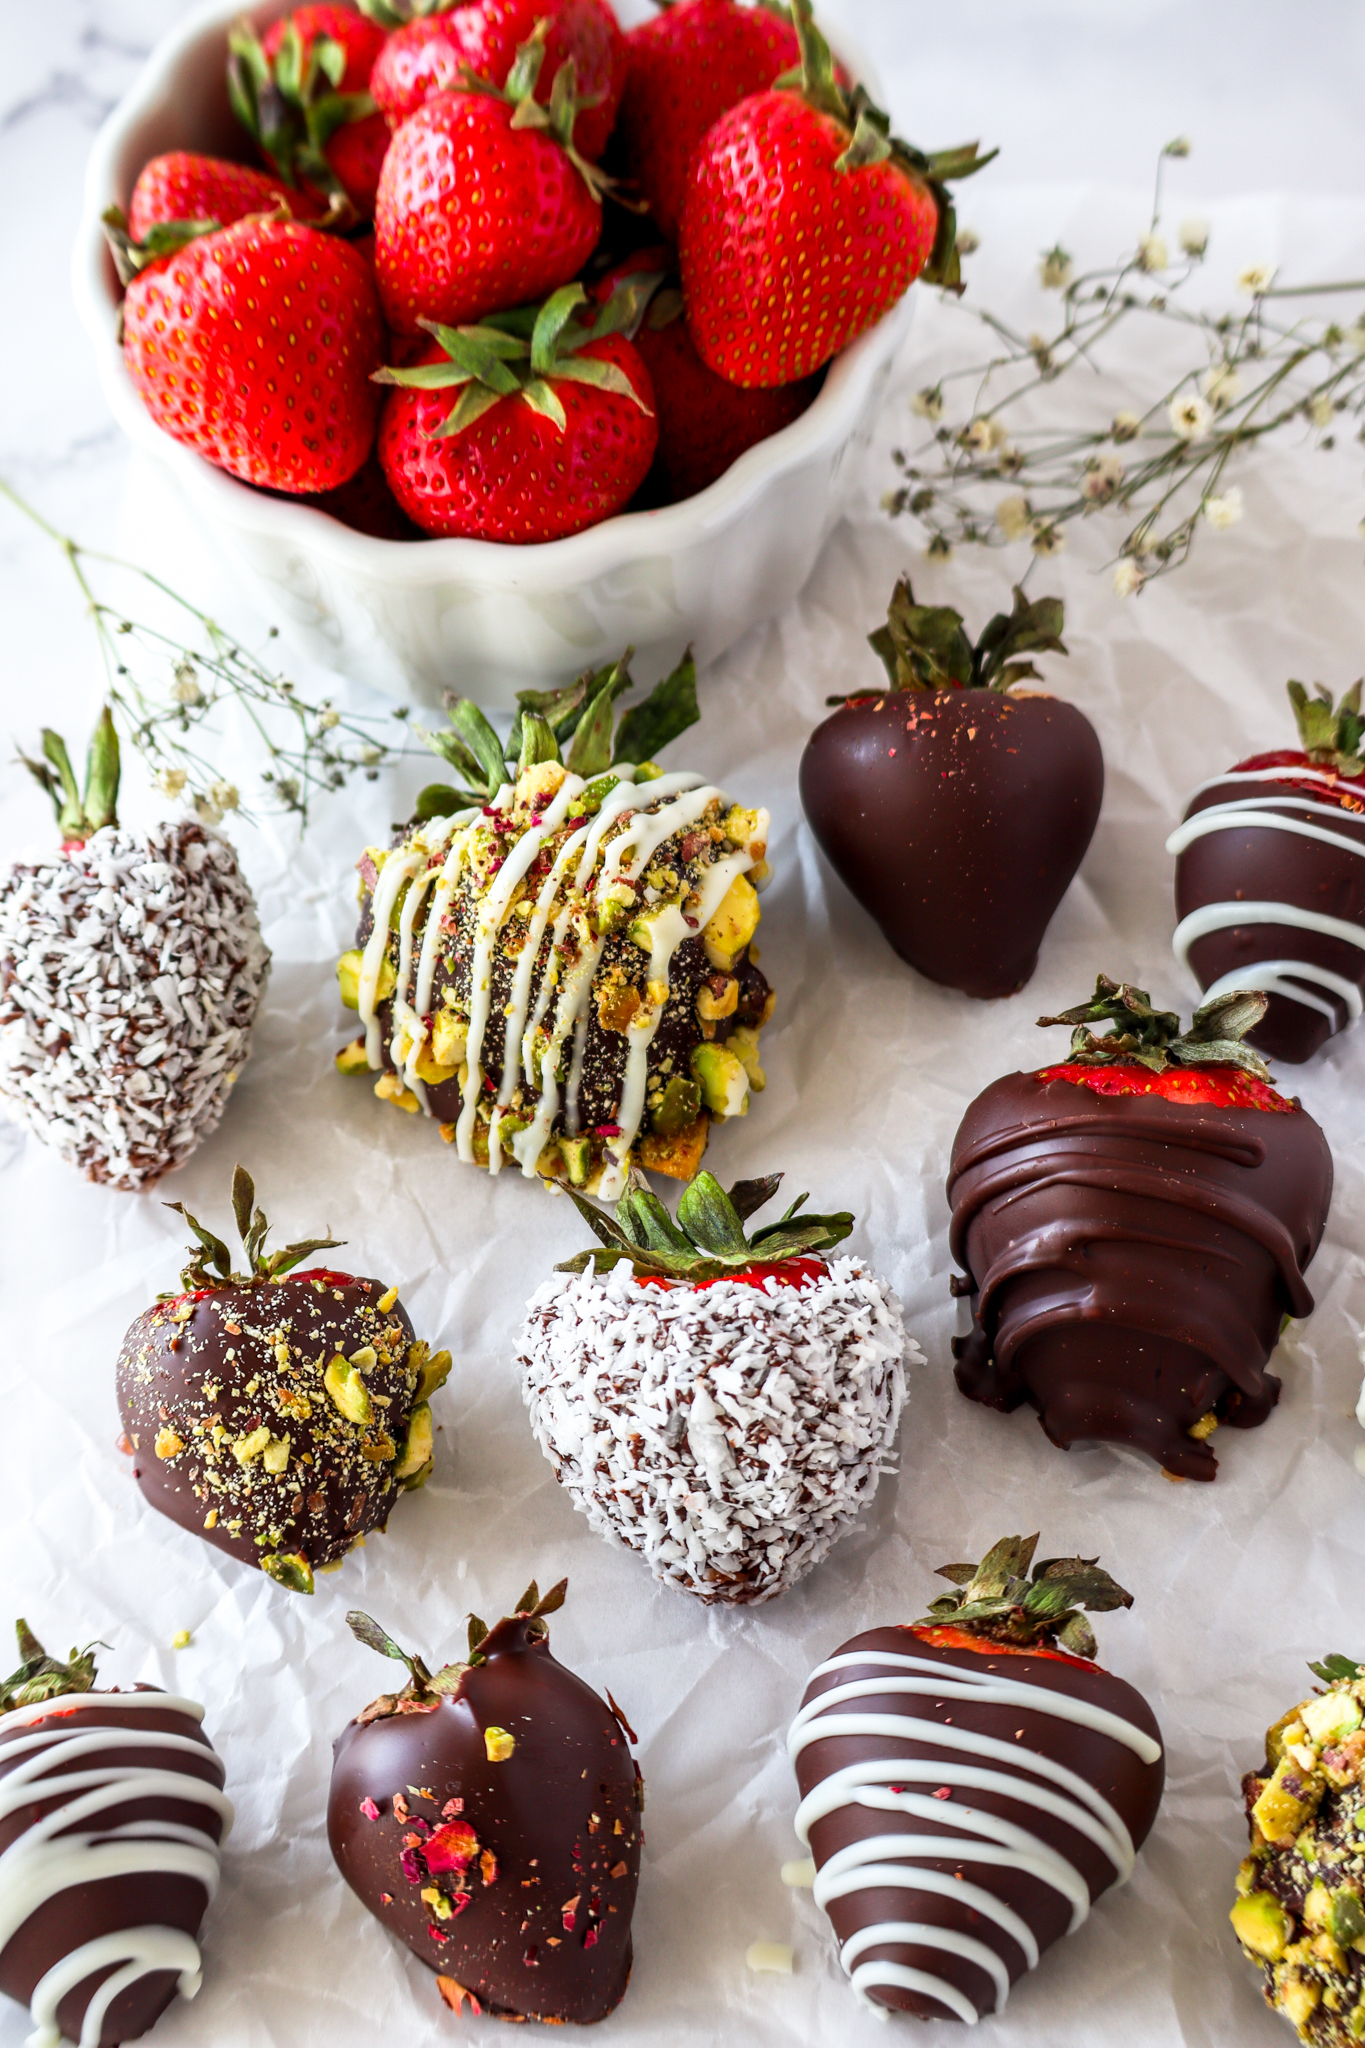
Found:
[328,1581,642,2024]
[949,976,1334,1479]
[335,653,773,1198]
[116,1168,450,1592]
[1232,1653,1365,2043]
[518,1171,912,1602]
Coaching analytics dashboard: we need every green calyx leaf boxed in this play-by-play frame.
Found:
[101,206,221,289]
[918,1533,1133,1657]
[226,17,366,222]
[1287,679,1365,775]
[374,280,653,444]
[781,0,995,295]
[18,706,122,842]
[164,1165,343,1295]
[0,1620,101,1715]
[862,576,1065,697]
[356,0,454,25]
[1036,972,1273,1082]
[454,24,614,204]
[556,1171,854,1282]
[1309,1653,1365,1685]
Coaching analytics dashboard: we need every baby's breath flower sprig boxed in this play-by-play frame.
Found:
[1,477,415,827]
[886,139,1365,593]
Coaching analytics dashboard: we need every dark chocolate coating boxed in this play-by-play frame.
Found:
[329,1616,642,2024]
[116,1270,420,1577]
[948,1072,1333,1477]
[1175,768,1365,1063]
[799,690,1103,999]
[794,1628,1164,2021]
[0,1691,226,2047]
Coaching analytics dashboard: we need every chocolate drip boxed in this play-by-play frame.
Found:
[328,1616,642,2024]
[1174,772,1365,1062]
[947,1072,1332,1478]
[799,691,1103,999]
[792,1628,1164,2022]
[0,1692,227,2048]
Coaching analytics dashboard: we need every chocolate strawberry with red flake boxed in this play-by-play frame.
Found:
[948,976,1333,1480]
[375,279,657,539]
[679,0,992,386]
[116,1166,451,1592]
[800,577,1102,999]
[1169,680,1365,1065]
[228,5,390,220]
[519,1171,913,1603]
[328,1581,643,2024]
[791,1533,1165,2023]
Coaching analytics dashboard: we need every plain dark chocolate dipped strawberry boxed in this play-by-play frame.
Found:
[116,1167,450,1593]
[790,1534,1164,2023]
[800,580,1102,999]
[328,1584,643,2024]
[1170,680,1365,1064]
[949,977,1333,1479]
[0,1621,231,2048]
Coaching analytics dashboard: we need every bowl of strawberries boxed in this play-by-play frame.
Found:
[74,0,987,704]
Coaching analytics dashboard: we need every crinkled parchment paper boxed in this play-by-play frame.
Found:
[3,183,1365,2048]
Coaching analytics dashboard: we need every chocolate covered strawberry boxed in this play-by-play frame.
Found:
[949,977,1333,1479]
[791,1534,1164,2022]
[114,212,384,493]
[329,1583,642,2024]
[374,29,607,334]
[800,578,1101,998]
[2,713,268,1189]
[116,1167,451,1592]
[1170,680,1365,1064]
[367,0,627,163]
[617,0,799,244]
[679,0,991,386]
[1232,1649,1365,2042]
[519,1171,912,1602]
[375,280,657,538]
[228,5,390,219]
[0,1621,231,2048]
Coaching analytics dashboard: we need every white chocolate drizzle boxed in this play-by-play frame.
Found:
[0,1693,231,2048]
[354,767,767,1198]
[789,1648,1159,2023]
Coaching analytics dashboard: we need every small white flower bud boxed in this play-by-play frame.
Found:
[157,766,187,798]
[1113,559,1144,598]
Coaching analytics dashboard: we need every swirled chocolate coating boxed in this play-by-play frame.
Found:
[791,1628,1164,2022]
[947,1073,1333,1478]
[799,691,1103,999]
[328,1616,642,2024]
[1174,770,1365,1063]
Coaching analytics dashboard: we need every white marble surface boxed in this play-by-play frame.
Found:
[4,7,1365,2048]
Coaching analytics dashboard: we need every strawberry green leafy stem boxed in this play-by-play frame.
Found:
[557,1169,854,1282]
[1288,679,1365,775]
[857,577,1065,697]
[165,1164,343,1296]
[227,17,374,222]
[1037,973,1272,1080]
[920,1532,1133,1662]
[347,1581,568,1713]
[0,1621,101,1715]
[0,476,414,828]
[887,137,1365,583]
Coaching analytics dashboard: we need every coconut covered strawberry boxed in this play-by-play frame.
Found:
[518,1171,912,1602]
[949,976,1334,1479]
[334,652,773,1197]
[116,1168,451,1593]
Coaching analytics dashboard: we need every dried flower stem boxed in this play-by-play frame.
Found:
[886,140,1365,591]
[0,476,414,827]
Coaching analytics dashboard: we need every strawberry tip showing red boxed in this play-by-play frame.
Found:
[1034,971,1275,1086]
[556,1168,854,1284]
[915,1532,1134,1663]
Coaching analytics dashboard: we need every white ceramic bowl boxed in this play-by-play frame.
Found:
[73,0,911,707]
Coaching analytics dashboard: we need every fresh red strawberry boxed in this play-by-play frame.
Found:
[119,215,385,493]
[229,6,391,218]
[374,32,605,333]
[127,150,323,238]
[368,0,626,163]
[680,0,991,386]
[948,975,1334,1479]
[617,0,799,243]
[375,282,657,540]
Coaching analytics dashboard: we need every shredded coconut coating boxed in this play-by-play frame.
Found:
[518,1256,915,1604]
[0,822,270,1190]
